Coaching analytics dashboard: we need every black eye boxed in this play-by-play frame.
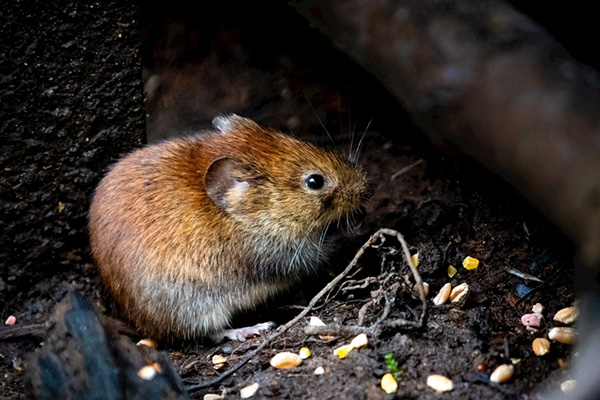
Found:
[305,174,325,190]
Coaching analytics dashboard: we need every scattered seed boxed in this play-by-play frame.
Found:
[532,303,544,314]
[427,374,454,393]
[299,347,311,359]
[240,383,259,399]
[381,373,398,394]
[413,282,429,297]
[170,352,183,360]
[447,265,457,278]
[532,338,551,356]
[270,352,302,369]
[333,344,354,359]
[212,354,227,369]
[203,394,222,400]
[137,363,161,380]
[553,306,578,324]
[411,252,419,268]
[490,364,514,383]
[549,327,577,344]
[350,333,368,349]
[136,339,157,348]
[58,201,66,212]
[309,316,326,326]
[521,313,543,327]
[314,366,325,375]
[433,283,451,305]
[449,282,469,303]
[462,256,479,270]
[5,316,16,326]
[561,379,576,393]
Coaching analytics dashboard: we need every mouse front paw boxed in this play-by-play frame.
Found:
[220,321,275,342]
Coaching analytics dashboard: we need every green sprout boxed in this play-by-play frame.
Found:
[384,353,403,380]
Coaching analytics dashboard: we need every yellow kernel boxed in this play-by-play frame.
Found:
[447,265,457,277]
[299,347,311,359]
[411,252,419,267]
[462,256,479,270]
[381,373,398,394]
[333,344,354,359]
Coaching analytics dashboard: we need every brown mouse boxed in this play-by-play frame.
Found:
[89,114,368,341]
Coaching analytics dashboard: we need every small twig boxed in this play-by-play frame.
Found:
[0,323,46,340]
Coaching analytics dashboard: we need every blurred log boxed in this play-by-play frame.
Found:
[24,291,188,400]
[292,0,600,270]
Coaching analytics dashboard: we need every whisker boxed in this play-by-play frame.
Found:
[305,94,334,144]
[352,117,373,164]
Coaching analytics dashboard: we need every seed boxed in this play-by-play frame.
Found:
[561,379,576,393]
[314,366,325,375]
[447,265,457,278]
[411,252,419,267]
[532,303,544,314]
[212,354,227,369]
[413,282,430,298]
[170,352,183,360]
[449,283,469,303]
[137,363,161,380]
[136,339,157,348]
[270,352,302,369]
[549,327,577,344]
[490,364,514,383]
[532,338,551,356]
[240,383,259,398]
[433,283,451,305]
[309,316,326,326]
[203,395,223,400]
[333,344,354,359]
[299,347,311,359]
[381,373,398,394]
[427,374,453,392]
[350,333,368,349]
[553,307,578,324]
[5,315,16,326]
[462,256,479,270]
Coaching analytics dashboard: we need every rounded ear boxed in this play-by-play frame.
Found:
[204,157,249,210]
[212,114,259,134]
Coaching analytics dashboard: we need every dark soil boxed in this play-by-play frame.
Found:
[0,1,582,399]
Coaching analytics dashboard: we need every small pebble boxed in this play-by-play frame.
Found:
[532,303,544,314]
[314,366,325,375]
[5,315,16,325]
[521,313,543,327]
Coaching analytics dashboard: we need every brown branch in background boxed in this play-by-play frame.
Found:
[188,228,426,391]
[292,0,600,268]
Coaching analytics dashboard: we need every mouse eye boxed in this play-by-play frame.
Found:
[305,174,325,190]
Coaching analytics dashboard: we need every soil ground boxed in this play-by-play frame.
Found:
[0,1,585,399]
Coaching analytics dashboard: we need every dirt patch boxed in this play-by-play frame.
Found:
[1,1,577,399]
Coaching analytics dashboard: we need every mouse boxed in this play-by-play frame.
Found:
[88,114,368,341]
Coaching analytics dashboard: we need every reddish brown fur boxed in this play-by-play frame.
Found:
[89,115,367,340]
